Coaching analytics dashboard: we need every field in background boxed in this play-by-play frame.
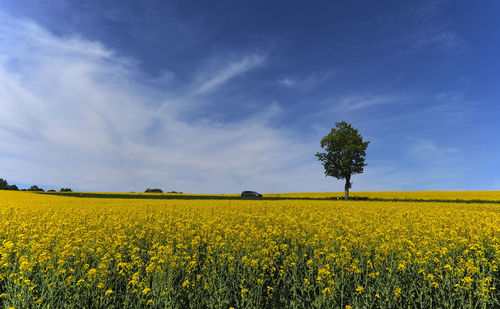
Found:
[267,191,500,201]
[0,191,499,308]
[45,191,500,203]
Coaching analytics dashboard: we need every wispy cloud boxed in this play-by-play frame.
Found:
[278,71,335,91]
[333,94,410,112]
[430,92,474,122]
[278,78,295,87]
[0,16,334,193]
[195,54,266,95]
[405,1,467,53]
[369,1,467,55]
[408,138,459,161]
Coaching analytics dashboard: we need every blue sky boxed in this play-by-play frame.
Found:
[0,1,499,193]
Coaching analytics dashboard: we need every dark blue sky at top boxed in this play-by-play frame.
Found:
[1,0,499,192]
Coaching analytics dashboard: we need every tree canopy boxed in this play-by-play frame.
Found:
[0,178,19,190]
[0,178,8,190]
[28,185,45,192]
[315,121,369,199]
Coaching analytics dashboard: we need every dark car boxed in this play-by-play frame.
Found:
[241,191,263,197]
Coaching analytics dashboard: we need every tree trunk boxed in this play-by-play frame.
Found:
[344,176,350,200]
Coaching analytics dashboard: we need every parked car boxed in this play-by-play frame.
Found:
[241,191,263,198]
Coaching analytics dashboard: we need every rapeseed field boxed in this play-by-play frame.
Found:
[0,191,498,308]
[267,191,500,201]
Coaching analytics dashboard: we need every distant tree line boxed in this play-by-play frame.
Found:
[28,185,44,192]
[144,188,181,193]
[0,178,19,190]
[0,179,45,191]
[2,177,176,194]
[0,177,73,192]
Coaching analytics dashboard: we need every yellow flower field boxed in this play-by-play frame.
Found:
[0,191,499,308]
[267,191,500,201]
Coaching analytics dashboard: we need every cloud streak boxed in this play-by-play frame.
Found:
[278,71,335,91]
[332,94,411,112]
[195,54,266,94]
[399,1,467,54]
[0,16,334,193]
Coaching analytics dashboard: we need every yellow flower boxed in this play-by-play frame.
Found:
[105,289,113,296]
[356,286,364,294]
[3,241,14,250]
[394,287,402,297]
[87,268,97,277]
[267,286,273,296]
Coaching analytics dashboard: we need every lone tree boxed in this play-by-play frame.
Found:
[315,121,369,200]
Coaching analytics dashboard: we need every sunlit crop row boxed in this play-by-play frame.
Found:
[269,191,500,201]
[0,191,498,308]
[56,190,500,201]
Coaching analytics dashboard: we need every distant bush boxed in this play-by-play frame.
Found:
[28,185,44,192]
[47,190,56,192]
[60,188,73,192]
[7,184,19,191]
[145,188,163,193]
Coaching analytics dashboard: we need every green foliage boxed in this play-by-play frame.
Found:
[145,188,164,193]
[315,121,369,199]
[28,185,45,192]
[0,178,8,190]
[60,188,73,192]
[0,178,19,190]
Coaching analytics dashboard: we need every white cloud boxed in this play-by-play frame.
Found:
[401,1,467,54]
[278,78,295,87]
[408,138,459,162]
[334,94,408,112]
[409,139,438,157]
[0,16,337,193]
[195,54,266,95]
[278,71,335,90]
